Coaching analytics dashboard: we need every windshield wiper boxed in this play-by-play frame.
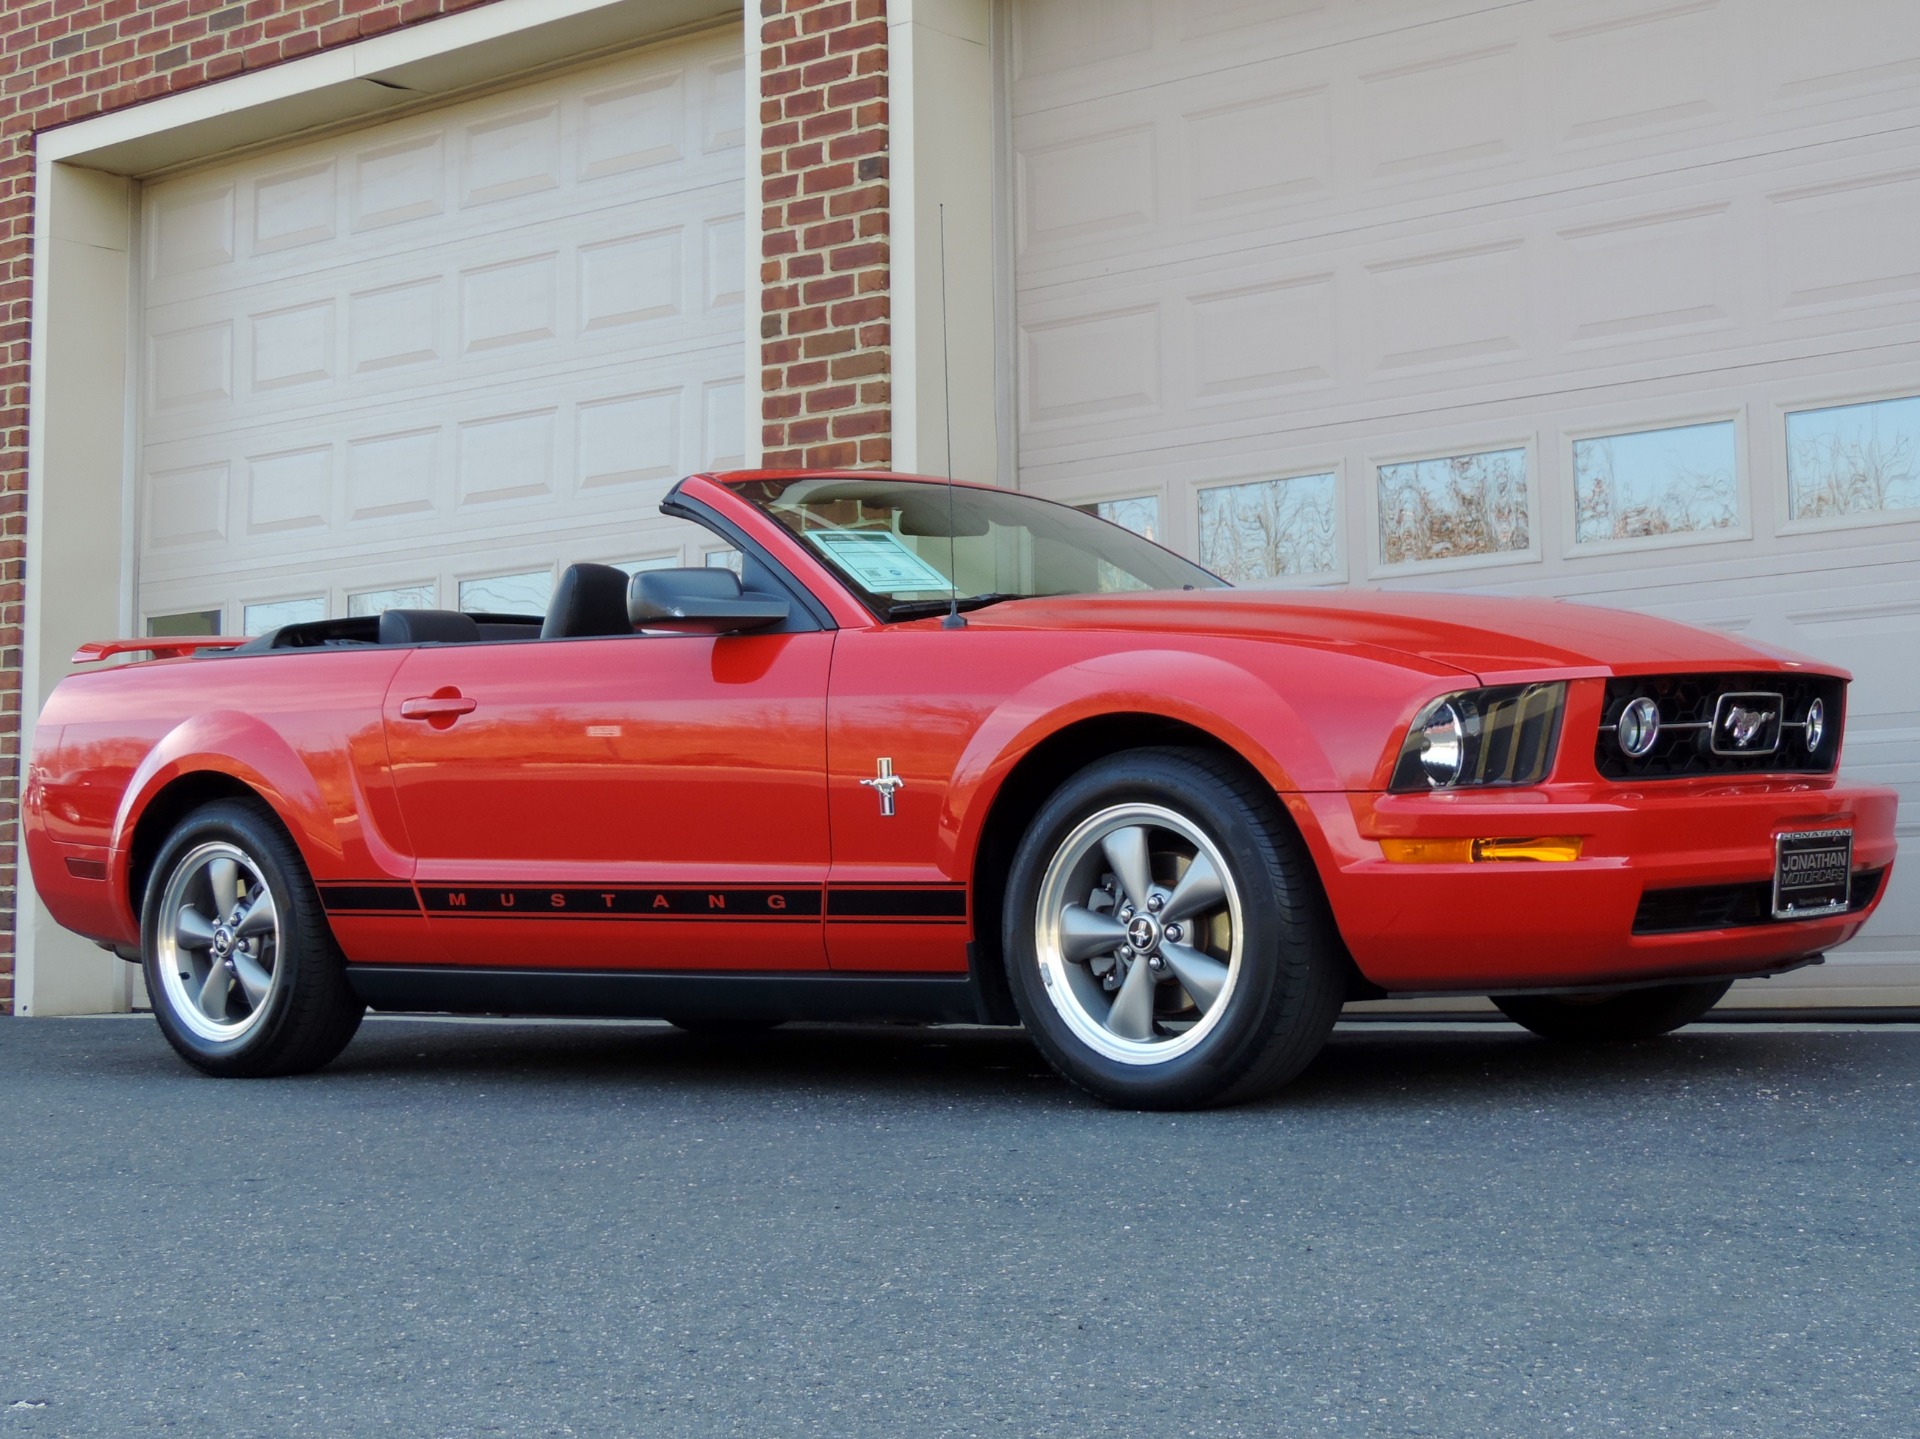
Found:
[883,592,1032,622]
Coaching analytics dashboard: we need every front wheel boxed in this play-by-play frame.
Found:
[142,799,364,1077]
[1003,748,1343,1110]
[1492,980,1734,1042]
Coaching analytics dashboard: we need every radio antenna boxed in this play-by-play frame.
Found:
[938,202,966,630]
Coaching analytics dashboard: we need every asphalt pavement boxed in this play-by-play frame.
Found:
[2,1014,1915,1439]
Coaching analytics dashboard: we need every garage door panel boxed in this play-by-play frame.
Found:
[143,195,742,446]
[1019,133,1920,476]
[144,38,740,307]
[1016,3,1920,294]
[1547,0,1734,150]
[138,25,745,636]
[138,343,741,588]
[1758,0,1920,109]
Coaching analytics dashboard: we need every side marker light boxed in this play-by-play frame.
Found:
[1381,836,1584,864]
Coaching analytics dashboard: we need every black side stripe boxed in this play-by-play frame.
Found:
[319,883,968,924]
[317,884,421,915]
[827,887,967,921]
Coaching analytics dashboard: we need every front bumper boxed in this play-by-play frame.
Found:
[1296,778,1899,992]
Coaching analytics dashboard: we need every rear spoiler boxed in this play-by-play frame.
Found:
[71,637,249,664]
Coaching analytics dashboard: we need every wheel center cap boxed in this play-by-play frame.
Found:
[212,926,234,954]
[1126,915,1160,952]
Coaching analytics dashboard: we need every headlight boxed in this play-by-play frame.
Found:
[1417,702,1465,786]
[1389,683,1567,792]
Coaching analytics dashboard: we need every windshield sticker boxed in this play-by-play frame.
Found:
[806,530,954,594]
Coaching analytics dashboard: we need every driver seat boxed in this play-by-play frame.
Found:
[540,562,633,640]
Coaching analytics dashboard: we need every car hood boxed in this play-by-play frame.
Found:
[964,588,1833,680]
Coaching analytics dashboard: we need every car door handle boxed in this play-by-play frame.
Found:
[399,693,478,722]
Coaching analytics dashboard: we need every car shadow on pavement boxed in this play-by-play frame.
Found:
[288,1015,1844,1112]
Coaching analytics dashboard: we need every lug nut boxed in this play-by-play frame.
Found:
[1164,924,1182,943]
[1148,895,1164,912]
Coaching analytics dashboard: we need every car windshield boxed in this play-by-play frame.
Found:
[725,476,1225,621]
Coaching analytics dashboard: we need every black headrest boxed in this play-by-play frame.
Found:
[378,609,481,646]
[541,562,633,640]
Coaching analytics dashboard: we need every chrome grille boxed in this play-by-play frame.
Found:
[1595,673,1844,779]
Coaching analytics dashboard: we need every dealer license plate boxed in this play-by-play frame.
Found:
[1773,829,1853,920]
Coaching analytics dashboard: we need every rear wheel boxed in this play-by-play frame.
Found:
[142,800,364,1077]
[1003,748,1343,1110]
[1492,980,1733,1041]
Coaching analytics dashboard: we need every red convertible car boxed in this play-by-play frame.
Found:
[24,471,1900,1108]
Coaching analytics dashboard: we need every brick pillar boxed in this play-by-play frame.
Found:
[757,0,891,469]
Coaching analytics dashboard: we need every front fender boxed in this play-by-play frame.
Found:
[937,649,1336,875]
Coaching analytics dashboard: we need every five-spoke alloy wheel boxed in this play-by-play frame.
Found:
[1005,748,1344,1109]
[153,840,283,1045]
[142,800,365,1077]
[1033,802,1244,1065]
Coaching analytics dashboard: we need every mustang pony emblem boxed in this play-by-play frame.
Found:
[861,757,905,817]
[1722,705,1772,748]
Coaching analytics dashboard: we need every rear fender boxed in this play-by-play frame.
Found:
[110,711,341,914]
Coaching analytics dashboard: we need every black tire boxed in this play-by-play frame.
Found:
[1002,747,1343,1110]
[1492,980,1733,1042]
[140,799,364,1077]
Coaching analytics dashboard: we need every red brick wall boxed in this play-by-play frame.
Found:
[0,0,895,1013]
[756,0,890,469]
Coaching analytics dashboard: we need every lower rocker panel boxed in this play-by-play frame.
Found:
[346,965,994,1024]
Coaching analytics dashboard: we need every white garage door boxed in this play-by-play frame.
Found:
[138,26,747,637]
[1013,0,1920,1005]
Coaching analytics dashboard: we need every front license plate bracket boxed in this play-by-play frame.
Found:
[1773,829,1852,920]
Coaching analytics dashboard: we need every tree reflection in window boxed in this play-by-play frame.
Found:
[1377,449,1528,565]
[1787,396,1920,521]
[1574,421,1737,543]
[1196,473,1337,583]
[1075,496,1161,591]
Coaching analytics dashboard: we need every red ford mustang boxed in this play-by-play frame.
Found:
[24,472,1900,1108]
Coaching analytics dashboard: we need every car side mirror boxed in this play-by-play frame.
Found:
[628,568,790,635]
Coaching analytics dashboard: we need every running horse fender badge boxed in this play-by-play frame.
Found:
[861,758,905,817]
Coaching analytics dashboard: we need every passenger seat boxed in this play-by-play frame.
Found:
[540,562,633,640]
[378,610,481,645]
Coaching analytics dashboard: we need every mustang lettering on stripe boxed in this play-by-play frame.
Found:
[415,887,822,919]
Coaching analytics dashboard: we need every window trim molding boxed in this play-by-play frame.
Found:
[1559,407,1751,560]
[1771,385,1920,539]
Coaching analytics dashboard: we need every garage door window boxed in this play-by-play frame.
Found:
[1377,448,1529,567]
[459,571,552,614]
[1786,395,1920,521]
[1075,495,1159,541]
[1573,420,1738,545]
[147,609,222,637]
[349,583,437,616]
[243,597,325,635]
[1196,473,1337,584]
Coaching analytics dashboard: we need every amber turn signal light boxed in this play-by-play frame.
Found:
[1380,836,1584,864]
